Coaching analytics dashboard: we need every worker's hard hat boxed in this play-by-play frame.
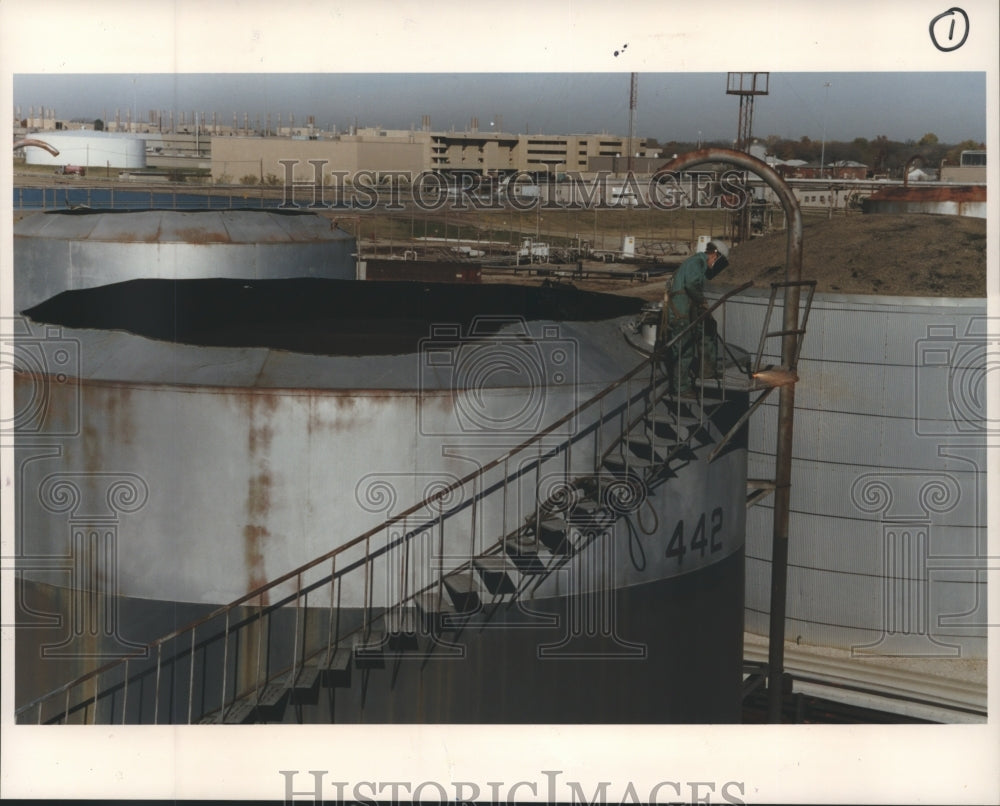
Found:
[705,241,730,258]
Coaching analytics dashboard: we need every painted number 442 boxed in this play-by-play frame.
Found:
[666,508,724,564]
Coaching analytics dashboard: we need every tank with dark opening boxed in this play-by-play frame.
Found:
[13,208,758,725]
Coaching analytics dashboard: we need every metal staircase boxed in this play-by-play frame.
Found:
[17,280,810,726]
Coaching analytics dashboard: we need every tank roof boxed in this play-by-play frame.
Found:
[23,278,646,390]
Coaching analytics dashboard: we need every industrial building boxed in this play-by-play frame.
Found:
[208,127,647,184]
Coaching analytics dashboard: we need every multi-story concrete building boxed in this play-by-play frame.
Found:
[209,127,648,183]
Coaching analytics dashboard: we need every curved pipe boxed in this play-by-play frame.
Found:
[13,138,60,157]
[654,148,802,723]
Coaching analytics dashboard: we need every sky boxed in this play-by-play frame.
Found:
[12,72,988,146]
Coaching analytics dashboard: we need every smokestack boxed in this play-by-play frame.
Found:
[471,116,479,133]
[422,114,430,132]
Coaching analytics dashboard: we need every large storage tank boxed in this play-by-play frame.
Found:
[719,287,988,719]
[12,214,754,724]
[13,209,356,311]
[862,185,987,219]
[22,130,147,170]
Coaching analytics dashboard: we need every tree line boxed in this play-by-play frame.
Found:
[653,134,985,176]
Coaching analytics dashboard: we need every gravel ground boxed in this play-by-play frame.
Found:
[724,212,987,298]
[512,212,988,302]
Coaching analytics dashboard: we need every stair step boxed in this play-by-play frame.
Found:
[502,535,550,574]
[650,398,708,418]
[321,647,353,688]
[602,453,658,474]
[414,590,456,616]
[413,591,461,633]
[536,516,575,555]
[644,418,685,441]
[442,572,481,612]
[645,412,708,441]
[290,661,322,705]
[255,672,291,721]
[627,436,667,462]
[353,628,387,669]
[663,442,700,463]
[222,696,258,725]
[567,481,604,516]
[473,555,520,594]
[386,608,420,651]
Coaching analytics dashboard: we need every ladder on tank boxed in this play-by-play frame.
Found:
[709,280,817,508]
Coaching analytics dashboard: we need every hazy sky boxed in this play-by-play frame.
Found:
[13,72,987,145]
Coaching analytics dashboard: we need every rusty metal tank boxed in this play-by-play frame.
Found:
[13,208,356,311]
[861,185,986,218]
[12,210,751,723]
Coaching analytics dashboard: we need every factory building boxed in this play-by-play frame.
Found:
[209,128,645,183]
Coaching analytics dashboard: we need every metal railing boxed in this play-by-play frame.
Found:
[17,283,754,725]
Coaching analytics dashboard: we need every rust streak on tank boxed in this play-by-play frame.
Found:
[242,524,270,605]
[867,185,986,203]
[247,472,271,520]
[169,227,234,245]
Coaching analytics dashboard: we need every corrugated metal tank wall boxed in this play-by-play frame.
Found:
[717,288,988,658]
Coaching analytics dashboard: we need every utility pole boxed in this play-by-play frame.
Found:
[819,82,832,179]
[626,73,638,175]
[726,72,770,244]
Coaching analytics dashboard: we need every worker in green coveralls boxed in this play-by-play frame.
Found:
[661,242,729,394]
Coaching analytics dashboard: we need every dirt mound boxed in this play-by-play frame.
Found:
[727,213,986,297]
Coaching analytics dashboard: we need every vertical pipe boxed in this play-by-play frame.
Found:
[437,517,445,606]
[121,660,129,725]
[187,628,196,725]
[256,594,265,701]
[153,644,162,724]
[363,538,370,638]
[470,476,478,568]
[326,558,337,659]
[396,525,405,608]
[220,611,231,717]
[596,397,604,501]
[650,352,659,459]
[534,443,542,536]
[566,423,573,482]
[502,458,509,543]
[291,574,301,683]
[654,148,802,723]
